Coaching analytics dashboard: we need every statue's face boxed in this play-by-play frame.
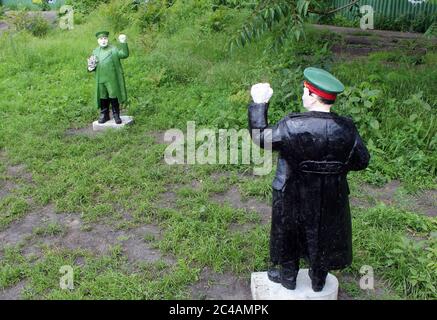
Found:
[98,37,109,48]
[302,87,317,110]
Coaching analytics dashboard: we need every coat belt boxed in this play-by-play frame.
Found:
[298,160,345,174]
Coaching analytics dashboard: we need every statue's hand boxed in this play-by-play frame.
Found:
[251,83,273,104]
[87,55,97,71]
[118,34,127,43]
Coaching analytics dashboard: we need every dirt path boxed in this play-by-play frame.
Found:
[350,180,437,217]
[311,24,435,58]
[311,24,435,41]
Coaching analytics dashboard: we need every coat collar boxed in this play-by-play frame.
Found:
[301,111,339,118]
[306,111,338,118]
[287,111,339,120]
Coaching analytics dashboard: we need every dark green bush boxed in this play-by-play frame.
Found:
[212,0,256,9]
[7,11,50,37]
[37,1,52,11]
[375,13,437,33]
[27,14,50,37]
[319,9,437,33]
[136,0,168,30]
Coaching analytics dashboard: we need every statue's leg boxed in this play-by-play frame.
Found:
[98,98,110,124]
[110,98,122,124]
[105,82,122,124]
[270,189,300,289]
[268,189,283,283]
[308,267,328,292]
[280,261,299,290]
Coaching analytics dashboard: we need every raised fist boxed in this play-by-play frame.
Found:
[118,34,127,43]
[251,83,273,104]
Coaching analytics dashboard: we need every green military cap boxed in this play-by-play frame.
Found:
[95,31,110,38]
[303,67,345,101]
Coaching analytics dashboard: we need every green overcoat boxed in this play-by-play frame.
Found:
[91,43,129,108]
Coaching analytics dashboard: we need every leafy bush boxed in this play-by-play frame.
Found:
[337,83,383,139]
[351,205,437,299]
[7,11,50,37]
[27,14,50,37]
[375,13,437,33]
[37,1,52,11]
[200,6,235,33]
[322,13,359,28]
[212,0,256,9]
[100,0,134,33]
[230,0,324,50]
[319,9,437,33]
[383,237,437,299]
[135,0,169,31]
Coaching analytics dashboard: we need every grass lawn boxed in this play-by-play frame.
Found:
[0,0,436,300]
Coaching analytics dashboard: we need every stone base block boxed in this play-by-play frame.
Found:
[92,116,134,132]
[251,269,338,300]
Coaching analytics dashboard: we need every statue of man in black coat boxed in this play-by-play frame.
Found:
[248,67,370,292]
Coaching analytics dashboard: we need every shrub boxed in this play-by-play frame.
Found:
[100,0,137,33]
[212,0,256,9]
[37,1,52,11]
[27,14,50,37]
[7,11,50,37]
[375,13,437,33]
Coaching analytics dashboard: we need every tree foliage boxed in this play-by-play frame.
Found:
[230,0,359,50]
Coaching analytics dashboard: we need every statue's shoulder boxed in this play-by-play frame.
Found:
[336,113,356,124]
[286,112,306,120]
[92,47,99,55]
[332,114,359,132]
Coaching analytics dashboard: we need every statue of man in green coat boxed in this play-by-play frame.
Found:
[88,31,129,124]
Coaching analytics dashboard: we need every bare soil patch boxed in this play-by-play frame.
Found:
[65,125,98,138]
[0,280,27,300]
[189,267,251,300]
[311,24,435,58]
[351,180,437,216]
[0,202,173,266]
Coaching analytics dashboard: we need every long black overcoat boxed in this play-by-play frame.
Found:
[248,103,370,269]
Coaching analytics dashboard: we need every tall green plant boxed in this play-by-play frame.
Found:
[230,0,312,50]
[230,0,359,50]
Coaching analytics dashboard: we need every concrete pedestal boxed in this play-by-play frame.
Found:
[92,116,134,132]
[251,269,338,300]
